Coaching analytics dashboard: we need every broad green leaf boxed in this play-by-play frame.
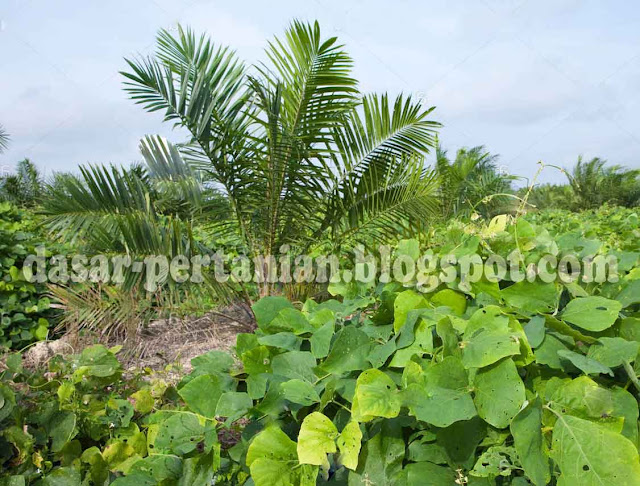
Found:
[552,413,640,485]
[249,459,309,486]
[393,290,429,332]
[178,374,223,418]
[270,308,314,335]
[462,328,520,369]
[321,326,373,374]
[49,411,77,453]
[310,320,334,358]
[510,398,550,486]
[620,317,640,342]
[81,447,109,485]
[406,384,476,428]
[337,421,362,471]
[368,339,397,368]
[561,296,622,331]
[617,279,640,308]
[252,296,294,329]
[257,332,302,350]
[216,392,253,424]
[247,426,316,486]
[0,476,26,486]
[246,425,297,467]
[352,369,401,422]
[405,356,476,427]
[502,281,558,314]
[524,315,546,348]
[129,455,182,482]
[473,358,525,429]
[348,419,405,485]
[281,379,321,406]
[6,353,22,374]
[155,413,205,455]
[586,337,639,368]
[436,417,487,469]
[297,412,339,467]
[534,332,572,369]
[177,454,217,486]
[431,289,467,316]
[73,345,121,380]
[242,346,272,375]
[271,351,317,382]
[550,376,639,444]
[558,350,614,376]
[470,445,519,478]
[407,432,448,464]
[111,474,156,486]
[389,318,434,367]
[406,462,457,485]
[42,467,81,486]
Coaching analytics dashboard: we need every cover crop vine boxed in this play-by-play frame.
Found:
[2,207,640,485]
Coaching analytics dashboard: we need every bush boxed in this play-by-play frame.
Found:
[0,203,60,349]
[2,208,640,485]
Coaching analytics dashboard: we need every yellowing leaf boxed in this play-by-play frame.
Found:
[297,412,338,467]
[337,421,362,470]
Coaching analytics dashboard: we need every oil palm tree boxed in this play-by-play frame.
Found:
[43,21,441,298]
[567,156,640,209]
[436,144,515,218]
[523,183,576,211]
[0,159,43,206]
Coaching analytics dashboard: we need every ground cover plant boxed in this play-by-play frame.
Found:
[2,207,640,485]
[0,203,65,349]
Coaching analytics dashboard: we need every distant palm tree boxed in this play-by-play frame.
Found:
[0,159,43,206]
[43,22,442,297]
[524,183,576,211]
[568,157,640,209]
[0,125,9,153]
[436,144,515,218]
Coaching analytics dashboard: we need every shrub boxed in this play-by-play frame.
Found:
[0,203,59,349]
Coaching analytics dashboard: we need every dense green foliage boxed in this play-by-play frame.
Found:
[2,207,640,484]
[0,203,58,349]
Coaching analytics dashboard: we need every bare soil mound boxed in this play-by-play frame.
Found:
[23,302,255,374]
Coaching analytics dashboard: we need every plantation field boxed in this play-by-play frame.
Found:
[2,207,640,485]
[2,16,640,486]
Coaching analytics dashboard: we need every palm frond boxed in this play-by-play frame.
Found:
[0,125,9,153]
[262,19,359,144]
[317,93,441,246]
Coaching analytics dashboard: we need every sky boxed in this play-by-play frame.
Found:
[1,0,640,184]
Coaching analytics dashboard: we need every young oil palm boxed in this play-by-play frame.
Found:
[43,21,441,298]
